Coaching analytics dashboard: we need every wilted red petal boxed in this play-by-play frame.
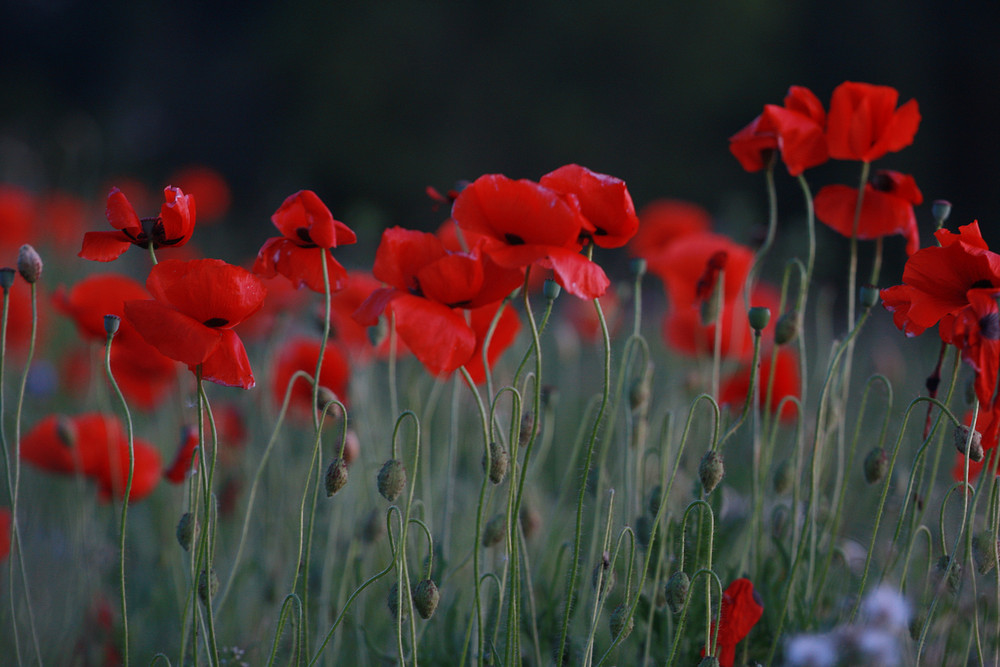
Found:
[197,328,255,389]
[124,299,222,366]
[79,231,133,262]
[704,578,764,667]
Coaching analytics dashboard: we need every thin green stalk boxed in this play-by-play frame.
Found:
[743,156,777,314]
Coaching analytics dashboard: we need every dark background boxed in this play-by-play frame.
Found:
[3,1,999,283]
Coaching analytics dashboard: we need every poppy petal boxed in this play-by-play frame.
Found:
[197,329,256,389]
[79,231,133,262]
[105,188,141,232]
[544,247,610,299]
[124,299,222,366]
[389,294,475,375]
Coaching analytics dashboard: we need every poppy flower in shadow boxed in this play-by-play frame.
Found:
[538,164,639,248]
[271,336,351,420]
[464,301,521,385]
[720,347,801,422]
[124,259,266,389]
[163,425,199,484]
[825,81,920,162]
[168,165,231,224]
[628,199,712,260]
[815,170,922,255]
[80,186,195,262]
[254,190,357,292]
[730,85,828,176]
[703,577,764,667]
[950,288,1000,409]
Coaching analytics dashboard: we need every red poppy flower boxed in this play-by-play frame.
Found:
[271,337,351,419]
[123,259,266,389]
[253,190,357,293]
[663,283,780,361]
[80,186,195,262]
[38,191,89,255]
[720,347,800,422]
[0,507,9,563]
[538,164,640,248]
[464,301,521,385]
[629,199,712,260]
[2,273,48,356]
[880,222,1000,339]
[815,170,922,254]
[825,81,920,162]
[20,413,161,501]
[703,578,764,667]
[55,273,150,341]
[648,232,755,310]
[164,425,199,484]
[950,288,1000,408]
[730,85,828,176]
[0,185,36,254]
[327,271,396,358]
[451,174,609,299]
[168,165,231,224]
[563,290,621,343]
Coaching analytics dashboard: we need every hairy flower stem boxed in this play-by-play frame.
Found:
[105,329,136,667]
[195,368,221,665]
[743,157,777,315]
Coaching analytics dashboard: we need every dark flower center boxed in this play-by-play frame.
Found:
[980,312,1000,340]
[504,233,525,245]
[971,279,995,290]
[123,216,185,248]
[870,171,894,193]
[296,227,316,246]
[203,317,229,328]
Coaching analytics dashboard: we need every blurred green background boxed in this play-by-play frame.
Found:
[2,1,998,280]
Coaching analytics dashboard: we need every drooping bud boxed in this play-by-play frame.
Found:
[0,268,14,291]
[591,551,616,595]
[482,441,509,484]
[377,459,406,502]
[934,554,961,593]
[748,306,771,333]
[954,424,985,463]
[198,568,219,605]
[387,581,410,620]
[932,200,952,227]
[519,411,535,448]
[859,284,880,310]
[863,447,889,484]
[412,579,440,619]
[482,513,506,547]
[17,244,42,284]
[316,386,339,415]
[773,458,795,495]
[972,530,999,574]
[609,602,634,640]
[698,449,724,494]
[773,309,798,346]
[176,512,198,551]
[543,279,562,300]
[520,502,541,540]
[664,571,690,614]
[325,458,348,496]
[360,508,385,544]
[104,314,121,337]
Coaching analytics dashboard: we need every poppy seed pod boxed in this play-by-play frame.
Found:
[972,530,999,574]
[748,306,771,332]
[482,513,506,547]
[699,449,724,494]
[482,441,509,484]
[859,284,881,310]
[17,244,42,283]
[863,447,889,484]
[932,199,952,226]
[543,279,562,300]
[629,257,647,278]
[609,603,634,640]
[377,459,406,502]
[774,310,798,346]
[518,411,535,449]
[198,568,219,605]
[325,458,348,496]
[104,314,120,337]
[665,571,690,614]
[0,267,14,291]
[954,424,985,463]
[412,579,440,619]
[176,512,198,551]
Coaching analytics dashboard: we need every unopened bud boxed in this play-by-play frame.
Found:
[0,268,14,291]
[748,306,771,332]
[360,508,385,544]
[176,512,198,551]
[774,310,798,346]
[519,411,534,448]
[773,458,795,495]
[699,449,724,494]
[543,279,561,300]
[104,314,120,337]
[932,200,952,227]
[609,602,634,640]
[630,258,647,278]
[316,386,339,415]
[859,284,880,310]
[17,244,42,284]
[325,458,348,496]
[591,552,616,595]
[972,530,999,574]
[387,581,410,620]
[377,459,406,502]
[520,502,541,540]
[954,424,985,463]
[482,513,506,547]
[629,365,653,412]
[198,568,219,605]
[664,571,690,614]
[934,554,961,593]
[412,579,440,619]
[863,447,889,484]
[482,441,509,484]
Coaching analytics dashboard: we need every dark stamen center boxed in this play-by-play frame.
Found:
[203,317,229,328]
[504,233,525,245]
[980,312,1000,340]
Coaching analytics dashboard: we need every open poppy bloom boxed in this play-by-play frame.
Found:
[721,346,800,422]
[123,259,266,389]
[730,85,828,176]
[815,170,922,254]
[881,222,1000,340]
[20,413,162,501]
[163,425,200,484]
[271,336,351,419]
[80,186,195,262]
[253,190,357,292]
[825,81,920,162]
[628,199,712,260]
[538,164,640,248]
[703,578,764,667]
[451,173,609,299]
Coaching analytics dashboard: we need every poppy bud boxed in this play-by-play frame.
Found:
[748,306,771,332]
[520,502,541,540]
[519,411,534,449]
[412,579,440,619]
[592,551,616,595]
[932,200,952,227]
[198,568,219,605]
[773,458,795,495]
[176,512,198,551]
[481,441,509,485]
[368,318,388,348]
[377,459,406,502]
[773,310,798,346]
[325,458,348,496]
[360,508,385,544]
[316,386,339,415]
[859,284,880,310]
[630,257,647,278]
[665,571,690,614]
[543,279,561,300]
[934,554,961,593]
[482,513,506,547]
[972,530,999,574]
[104,314,120,337]
[863,447,889,484]
[0,267,14,291]
[699,449,724,494]
[609,602,634,639]
[17,244,42,284]
[387,581,410,620]
[954,424,985,463]
[646,484,663,517]
[629,366,653,412]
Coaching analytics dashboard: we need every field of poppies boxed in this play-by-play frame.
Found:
[0,81,997,666]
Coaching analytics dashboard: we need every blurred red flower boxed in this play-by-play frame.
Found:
[464,301,521,385]
[951,407,1000,481]
[0,185,36,254]
[563,290,621,344]
[253,190,356,292]
[730,85,828,176]
[0,507,9,562]
[169,165,231,224]
[163,425,199,484]
[328,271,398,359]
[80,186,195,261]
[815,170,922,254]
[538,163,639,248]
[2,272,48,357]
[271,337,351,420]
[950,288,1000,409]
[825,81,920,162]
[628,199,712,260]
[123,259,266,389]
[721,347,801,422]
[703,578,764,667]
[451,173,609,299]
